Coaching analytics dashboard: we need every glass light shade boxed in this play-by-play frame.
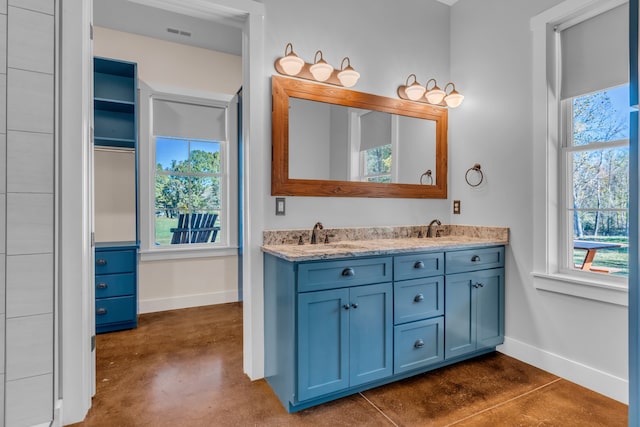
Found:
[310,61,334,82]
[444,92,464,108]
[405,83,426,101]
[425,88,445,105]
[279,54,304,76]
[337,68,360,87]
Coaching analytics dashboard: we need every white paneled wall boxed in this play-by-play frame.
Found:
[4,0,55,426]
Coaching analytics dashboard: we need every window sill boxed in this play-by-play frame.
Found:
[139,245,239,262]
[531,271,628,306]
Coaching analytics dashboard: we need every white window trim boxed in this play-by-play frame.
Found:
[531,0,629,306]
[138,83,238,261]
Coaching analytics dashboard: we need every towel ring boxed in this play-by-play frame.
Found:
[465,163,483,187]
[420,170,433,185]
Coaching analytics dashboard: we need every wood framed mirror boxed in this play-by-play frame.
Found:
[271,75,448,198]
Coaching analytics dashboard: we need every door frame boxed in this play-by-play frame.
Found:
[58,0,266,424]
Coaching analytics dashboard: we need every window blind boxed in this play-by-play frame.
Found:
[153,98,227,141]
[360,110,392,150]
[560,3,628,99]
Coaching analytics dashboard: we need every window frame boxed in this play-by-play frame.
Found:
[531,0,629,306]
[138,86,238,261]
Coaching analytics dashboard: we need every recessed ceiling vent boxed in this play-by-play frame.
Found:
[166,27,191,37]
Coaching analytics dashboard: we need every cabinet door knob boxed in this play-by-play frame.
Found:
[341,267,355,277]
[414,339,425,348]
[413,261,425,269]
[351,303,358,309]
[477,282,484,288]
[343,304,350,310]
[96,308,108,315]
[471,255,481,262]
[414,294,425,303]
[96,282,108,289]
[96,259,107,266]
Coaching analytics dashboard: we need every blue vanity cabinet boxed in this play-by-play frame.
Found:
[393,252,445,374]
[444,247,505,359]
[297,281,393,401]
[95,243,138,333]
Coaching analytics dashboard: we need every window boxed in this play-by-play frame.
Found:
[154,137,223,245]
[531,0,629,304]
[562,86,629,276]
[361,144,392,183]
[141,91,238,258]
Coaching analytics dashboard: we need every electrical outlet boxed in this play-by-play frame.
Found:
[453,200,461,214]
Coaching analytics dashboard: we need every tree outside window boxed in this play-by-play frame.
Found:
[362,144,392,183]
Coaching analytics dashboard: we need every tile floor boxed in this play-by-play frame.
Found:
[72,303,627,426]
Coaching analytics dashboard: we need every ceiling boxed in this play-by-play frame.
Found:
[93,0,243,56]
[94,0,457,57]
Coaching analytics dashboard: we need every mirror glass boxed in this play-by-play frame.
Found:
[272,76,448,198]
[289,98,437,185]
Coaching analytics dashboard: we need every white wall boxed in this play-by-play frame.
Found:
[262,0,452,231]
[450,0,628,402]
[94,27,242,311]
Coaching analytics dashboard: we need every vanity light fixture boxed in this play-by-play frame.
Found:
[274,43,361,88]
[444,82,465,108]
[403,74,426,101]
[309,50,334,82]
[278,43,305,76]
[424,79,446,105]
[397,75,464,108]
[337,57,360,88]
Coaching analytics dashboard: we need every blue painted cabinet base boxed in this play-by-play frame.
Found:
[264,245,505,413]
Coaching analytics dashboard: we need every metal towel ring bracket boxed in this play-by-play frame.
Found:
[465,163,484,187]
[420,169,433,185]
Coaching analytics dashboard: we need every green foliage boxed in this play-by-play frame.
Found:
[364,144,392,182]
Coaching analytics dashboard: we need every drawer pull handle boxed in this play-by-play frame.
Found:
[414,339,425,349]
[414,294,425,303]
[351,303,358,309]
[413,261,425,269]
[96,308,108,315]
[96,259,107,266]
[471,255,481,262]
[341,268,355,277]
[96,282,108,289]
[343,304,350,310]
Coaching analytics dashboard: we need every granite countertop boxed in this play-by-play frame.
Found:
[262,225,509,262]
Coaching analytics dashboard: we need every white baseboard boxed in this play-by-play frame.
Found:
[139,290,239,314]
[51,399,63,427]
[499,336,628,404]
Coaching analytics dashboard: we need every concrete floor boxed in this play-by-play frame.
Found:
[72,302,627,426]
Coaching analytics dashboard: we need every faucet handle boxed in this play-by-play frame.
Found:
[298,235,305,245]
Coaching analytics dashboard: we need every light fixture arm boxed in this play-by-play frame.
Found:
[340,57,352,70]
[405,73,419,87]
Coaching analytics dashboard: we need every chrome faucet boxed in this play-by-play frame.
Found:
[311,222,323,244]
[426,219,441,238]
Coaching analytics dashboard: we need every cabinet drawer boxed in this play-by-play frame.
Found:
[394,317,444,374]
[95,249,136,275]
[445,246,504,274]
[298,257,392,292]
[394,276,444,325]
[95,296,136,326]
[95,273,135,299]
[394,252,443,281]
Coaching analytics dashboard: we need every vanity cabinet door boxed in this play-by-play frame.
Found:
[349,282,393,387]
[297,288,350,401]
[445,268,505,359]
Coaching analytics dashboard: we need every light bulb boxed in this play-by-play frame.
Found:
[310,51,333,82]
[278,43,304,76]
[403,74,425,101]
[337,57,360,87]
[444,82,464,108]
[424,79,445,104]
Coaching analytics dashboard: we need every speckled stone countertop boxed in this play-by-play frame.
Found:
[262,225,509,262]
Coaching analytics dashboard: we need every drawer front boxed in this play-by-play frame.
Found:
[95,272,135,299]
[95,296,136,326]
[95,249,136,275]
[394,276,444,325]
[298,257,392,292]
[445,246,504,274]
[394,252,444,281]
[394,317,444,374]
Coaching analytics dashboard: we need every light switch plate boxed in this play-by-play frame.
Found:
[275,197,286,215]
[453,200,461,214]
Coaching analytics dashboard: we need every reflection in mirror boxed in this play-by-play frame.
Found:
[272,75,448,198]
[289,99,436,185]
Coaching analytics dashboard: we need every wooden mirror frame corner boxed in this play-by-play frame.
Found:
[271,75,448,198]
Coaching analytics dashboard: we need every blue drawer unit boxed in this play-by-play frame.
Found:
[95,244,138,333]
[445,246,505,274]
[394,317,444,374]
[393,276,444,325]
[393,252,443,281]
